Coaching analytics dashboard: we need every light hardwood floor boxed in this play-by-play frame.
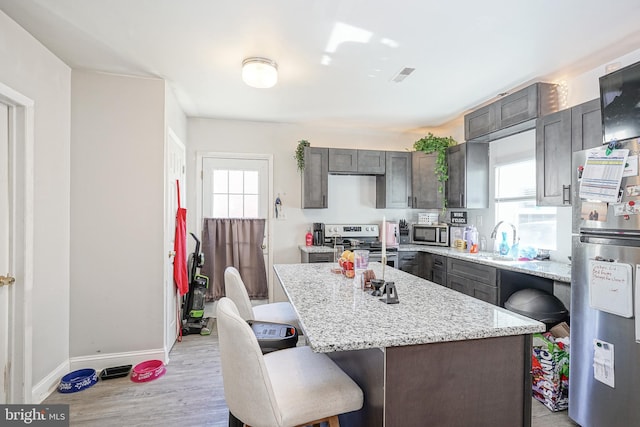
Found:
[44,326,578,426]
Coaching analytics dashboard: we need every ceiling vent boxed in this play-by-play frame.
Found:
[391,67,415,83]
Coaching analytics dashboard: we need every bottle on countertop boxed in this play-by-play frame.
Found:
[499,231,510,256]
[305,228,313,246]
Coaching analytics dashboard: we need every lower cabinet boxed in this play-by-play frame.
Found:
[446,257,498,305]
[431,254,447,286]
[398,251,430,280]
[300,251,334,263]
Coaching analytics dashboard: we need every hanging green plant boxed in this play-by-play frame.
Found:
[413,133,456,210]
[294,140,310,173]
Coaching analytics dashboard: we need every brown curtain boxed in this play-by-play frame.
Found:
[201,218,268,301]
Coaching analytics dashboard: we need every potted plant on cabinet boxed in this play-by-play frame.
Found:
[413,133,456,211]
[294,139,310,173]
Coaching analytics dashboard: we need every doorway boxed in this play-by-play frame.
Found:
[0,82,34,403]
[197,153,273,301]
[164,129,186,358]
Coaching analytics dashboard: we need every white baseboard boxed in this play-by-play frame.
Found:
[69,348,167,372]
[32,360,69,404]
[32,348,166,403]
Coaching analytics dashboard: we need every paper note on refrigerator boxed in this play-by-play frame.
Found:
[588,260,633,317]
[579,148,629,203]
[593,339,615,388]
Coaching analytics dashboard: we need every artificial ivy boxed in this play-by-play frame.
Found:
[413,133,456,210]
[294,139,310,173]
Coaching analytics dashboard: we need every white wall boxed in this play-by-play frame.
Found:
[70,70,165,359]
[0,10,71,393]
[187,119,426,299]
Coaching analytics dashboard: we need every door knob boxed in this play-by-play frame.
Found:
[261,244,267,250]
[168,251,176,258]
[0,275,16,287]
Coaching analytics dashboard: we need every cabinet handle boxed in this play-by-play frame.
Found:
[562,185,571,205]
[322,195,326,207]
[414,197,417,208]
[408,196,412,208]
[460,193,464,207]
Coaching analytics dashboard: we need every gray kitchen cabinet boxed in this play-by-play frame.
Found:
[357,150,385,174]
[376,151,412,208]
[302,147,328,208]
[571,98,603,151]
[300,251,334,263]
[329,148,385,174]
[411,151,443,209]
[430,254,447,286]
[536,109,572,206]
[446,142,489,209]
[465,104,497,141]
[329,148,357,173]
[446,257,498,305]
[398,251,418,275]
[497,83,558,130]
[464,82,559,142]
[398,251,431,279]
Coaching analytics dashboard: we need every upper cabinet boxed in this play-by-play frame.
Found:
[536,99,603,206]
[465,83,560,142]
[571,98,603,151]
[328,148,385,174]
[376,151,412,208]
[446,143,489,209]
[411,151,443,209]
[465,104,497,141]
[536,110,572,206]
[328,148,357,173]
[357,150,386,174]
[302,147,328,208]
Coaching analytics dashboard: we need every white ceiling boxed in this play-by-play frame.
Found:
[2,0,640,132]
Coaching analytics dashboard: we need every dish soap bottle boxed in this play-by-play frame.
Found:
[305,228,313,246]
[499,231,510,256]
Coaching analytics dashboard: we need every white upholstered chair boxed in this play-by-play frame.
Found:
[216,297,364,427]
[224,266,300,330]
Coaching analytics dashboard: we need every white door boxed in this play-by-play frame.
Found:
[165,130,185,356]
[0,102,11,403]
[201,156,271,298]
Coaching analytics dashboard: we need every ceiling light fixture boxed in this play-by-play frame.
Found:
[242,57,278,88]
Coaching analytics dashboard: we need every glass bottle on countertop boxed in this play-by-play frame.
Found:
[499,231,510,256]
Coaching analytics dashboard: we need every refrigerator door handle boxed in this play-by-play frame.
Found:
[580,234,640,248]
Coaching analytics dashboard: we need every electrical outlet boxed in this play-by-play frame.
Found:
[476,215,483,227]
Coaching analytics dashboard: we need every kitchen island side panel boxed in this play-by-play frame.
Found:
[328,348,384,427]
[385,335,531,427]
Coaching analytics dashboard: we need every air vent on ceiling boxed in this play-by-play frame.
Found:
[391,67,415,83]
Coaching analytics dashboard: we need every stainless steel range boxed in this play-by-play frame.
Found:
[324,223,398,269]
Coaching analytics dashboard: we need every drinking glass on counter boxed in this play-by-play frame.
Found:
[334,245,344,263]
[354,250,370,289]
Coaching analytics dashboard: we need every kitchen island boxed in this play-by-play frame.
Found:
[274,262,545,427]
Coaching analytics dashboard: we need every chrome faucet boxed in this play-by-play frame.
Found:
[490,221,517,246]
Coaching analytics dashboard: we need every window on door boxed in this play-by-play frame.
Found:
[494,158,557,250]
[210,169,259,218]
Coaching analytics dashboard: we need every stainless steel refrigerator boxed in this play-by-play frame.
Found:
[570,138,640,426]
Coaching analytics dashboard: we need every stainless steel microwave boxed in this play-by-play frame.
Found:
[411,224,449,246]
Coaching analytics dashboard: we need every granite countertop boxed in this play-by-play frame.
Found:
[274,262,545,353]
[300,244,572,282]
[397,245,571,282]
[299,244,335,253]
